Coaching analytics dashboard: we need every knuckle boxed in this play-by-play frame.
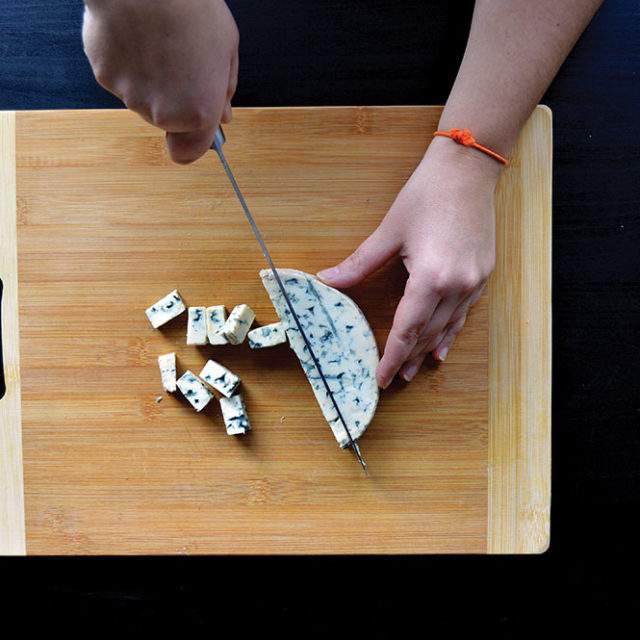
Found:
[92,64,110,89]
[123,93,147,117]
[426,269,449,297]
[458,271,480,295]
[395,323,424,348]
[152,102,212,132]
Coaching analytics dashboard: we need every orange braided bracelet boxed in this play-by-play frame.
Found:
[434,128,508,165]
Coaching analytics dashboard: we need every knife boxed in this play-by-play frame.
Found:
[210,126,368,475]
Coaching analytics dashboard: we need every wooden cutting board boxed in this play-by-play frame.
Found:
[0,106,551,555]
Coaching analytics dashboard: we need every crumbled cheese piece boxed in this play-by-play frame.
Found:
[158,352,177,392]
[176,370,214,412]
[199,359,241,398]
[145,289,186,328]
[247,322,287,349]
[219,394,251,435]
[186,306,207,345]
[221,304,255,345]
[206,305,228,345]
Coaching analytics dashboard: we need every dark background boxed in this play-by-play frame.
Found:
[1,0,638,633]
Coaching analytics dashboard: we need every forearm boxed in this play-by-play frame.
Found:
[438,0,603,159]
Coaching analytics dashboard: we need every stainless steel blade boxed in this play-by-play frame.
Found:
[210,126,367,475]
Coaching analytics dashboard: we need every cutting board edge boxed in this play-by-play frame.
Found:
[487,105,552,554]
[0,110,26,555]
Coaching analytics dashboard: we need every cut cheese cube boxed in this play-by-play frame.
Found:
[176,370,214,412]
[199,359,240,398]
[219,394,251,435]
[158,352,177,392]
[247,322,287,349]
[186,306,207,345]
[222,304,255,345]
[206,305,228,345]
[145,289,185,328]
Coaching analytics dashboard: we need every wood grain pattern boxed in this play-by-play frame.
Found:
[0,111,26,555]
[3,106,549,554]
[489,106,552,553]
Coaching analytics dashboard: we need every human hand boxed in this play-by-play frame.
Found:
[82,0,239,164]
[317,135,502,388]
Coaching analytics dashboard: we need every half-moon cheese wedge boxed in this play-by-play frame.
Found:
[259,268,379,448]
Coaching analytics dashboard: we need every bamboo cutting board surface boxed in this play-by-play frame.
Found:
[0,106,551,554]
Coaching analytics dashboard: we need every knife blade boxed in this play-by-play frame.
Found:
[210,126,367,475]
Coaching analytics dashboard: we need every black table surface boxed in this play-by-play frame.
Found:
[1,0,638,633]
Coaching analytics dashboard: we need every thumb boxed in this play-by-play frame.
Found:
[165,128,217,165]
[317,224,400,288]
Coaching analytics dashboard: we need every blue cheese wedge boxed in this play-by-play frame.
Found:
[222,304,255,345]
[247,322,287,349]
[176,370,214,412]
[199,359,241,398]
[219,393,251,435]
[186,306,207,345]
[158,352,177,392]
[206,305,228,345]
[259,268,379,448]
[145,289,186,328]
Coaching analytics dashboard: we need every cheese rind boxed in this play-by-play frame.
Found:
[259,268,379,448]
[219,394,251,435]
[206,305,228,345]
[247,322,287,349]
[186,306,208,345]
[199,359,241,398]
[222,304,255,345]
[158,352,177,392]
[176,370,214,412]
[145,289,186,328]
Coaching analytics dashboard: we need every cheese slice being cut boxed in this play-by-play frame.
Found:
[259,268,379,448]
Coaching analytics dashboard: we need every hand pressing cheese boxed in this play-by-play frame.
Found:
[260,268,379,448]
[199,359,240,398]
[219,393,251,435]
[145,289,185,328]
[186,306,207,345]
[158,352,177,392]
[222,304,255,344]
[247,322,287,349]
[176,370,214,412]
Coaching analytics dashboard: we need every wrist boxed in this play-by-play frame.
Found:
[425,134,504,186]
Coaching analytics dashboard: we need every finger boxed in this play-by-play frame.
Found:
[430,283,486,361]
[431,314,467,362]
[316,224,401,289]
[376,275,441,388]
[165,128,217,165]
[221,49,239,124]
[398,352,427,383]
[221,99,232,124]
[227,47,239,101]
[394,290,469,365]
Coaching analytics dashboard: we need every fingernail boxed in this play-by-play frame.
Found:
[316,266,339,283]
[401,363,420,382]
[437,346,449,362]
